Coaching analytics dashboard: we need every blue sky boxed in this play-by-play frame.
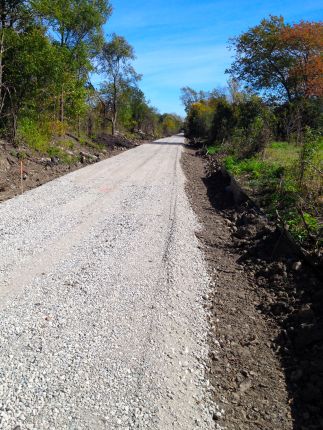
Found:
[103,0,322,116]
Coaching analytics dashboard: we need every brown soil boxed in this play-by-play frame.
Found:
[181,147,323,430]
[0,133,140,203]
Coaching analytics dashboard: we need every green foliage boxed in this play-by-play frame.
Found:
[182,14,322,250]
[210,99,235,143]
[184,90,273,156]
[223,140,322,246]
[32,0,111,51]
[184,101,214,141]
[227,15,295,102]
[286,212,320,242]
[17,118,79,163]
[224,156,268,178]
[17,118,51,153]
[224,156,237,172]
[298,127,321,185]
[99,34,141,135]
[160,113,183,136]
[46,146,78,164]
[270,141,290,149]
[0,0,181,152]
[207,145,221,155]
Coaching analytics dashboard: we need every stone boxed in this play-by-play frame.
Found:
[292,261,302,271]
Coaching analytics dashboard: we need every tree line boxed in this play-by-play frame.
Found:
[182,16,322,248]
[183,16,322,152]
[0,0,182,147]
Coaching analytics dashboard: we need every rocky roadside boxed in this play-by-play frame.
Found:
[0,133,142,203]
[181,147,323,430]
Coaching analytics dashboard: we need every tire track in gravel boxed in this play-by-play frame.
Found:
[128,143,181,428]
[0,144,166,306]
[0,136,218,430]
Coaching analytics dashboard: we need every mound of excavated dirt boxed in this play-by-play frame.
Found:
[94,132,148,149]
[181,147,323,430]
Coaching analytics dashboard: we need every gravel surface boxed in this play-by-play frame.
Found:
[0,136,220,429]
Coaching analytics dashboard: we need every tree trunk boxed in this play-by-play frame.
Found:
[12,110,17,141]
[111,116,116,136]
[111,76,117,136]
[0,29,5,116]
[87,114,93,137]
[59,88,64,123]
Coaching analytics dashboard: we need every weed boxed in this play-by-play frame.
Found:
[222,138,322,246]
[47,146,78,164]
[17,118,51,153]
[207,145,221,155]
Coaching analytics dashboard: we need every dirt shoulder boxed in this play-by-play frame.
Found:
[182,147,323,430]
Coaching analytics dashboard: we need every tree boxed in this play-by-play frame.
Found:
[32,0,111,49]
[227,16,296,102]
[0,0,30,130]
[32,0,112,122]
[184,101,214,142]
[160,113,183,136]
[210,99,235,144]
[227,16,323,104]
[99,34,140,135]
[280,21,323,98]
[180,86,209,113]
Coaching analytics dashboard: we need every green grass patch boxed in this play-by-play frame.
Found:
[47,146,79,164]
[224,156,268,179]
[17,118,79,164]
[223,138,322,247]
[207,145,221,155]
[59,139,75,150]
[86,140,104,151]
[264,141,300,168]
[17,118,51,153]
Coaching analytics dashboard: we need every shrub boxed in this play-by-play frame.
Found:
[17,118,51,153]
[207,145,221,155]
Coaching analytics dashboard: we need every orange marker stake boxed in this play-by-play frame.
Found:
[20,160,23,194]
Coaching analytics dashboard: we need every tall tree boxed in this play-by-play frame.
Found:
[99,34,140,135]
[280,21,323,98]
[0,0,29,122]
[227,16,296,102]
[180,86,210,113]
[32,0,112,122]
[227,16,323,103]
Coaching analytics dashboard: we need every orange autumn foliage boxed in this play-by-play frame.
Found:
[280,21,323,97]
[280,21,323,98]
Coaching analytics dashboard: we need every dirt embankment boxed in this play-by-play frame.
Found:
[0,133,140,203]
[181,147,323,430]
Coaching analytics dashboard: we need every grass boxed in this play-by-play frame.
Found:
[223,140,322,247]
[264,141,301,168]
[17,118,51,153]
[224,156,267,178]
[17,118,80,164]
[207,145,221,155]
[47,146,79,164]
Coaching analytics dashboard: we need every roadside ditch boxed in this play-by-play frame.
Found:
[181,146,323,430]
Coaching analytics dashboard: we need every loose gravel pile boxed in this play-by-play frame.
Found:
[0,137,220,429]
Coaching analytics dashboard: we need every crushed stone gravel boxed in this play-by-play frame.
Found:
[0,136,222,429]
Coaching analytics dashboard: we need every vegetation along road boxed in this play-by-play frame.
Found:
[0,135,219,430]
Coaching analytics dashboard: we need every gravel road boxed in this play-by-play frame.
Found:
[0,135,219,429]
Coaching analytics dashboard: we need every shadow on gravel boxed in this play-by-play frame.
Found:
[202,159,323,430]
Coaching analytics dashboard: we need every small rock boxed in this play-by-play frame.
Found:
[292,261,302,271]
[239,379,252,393]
